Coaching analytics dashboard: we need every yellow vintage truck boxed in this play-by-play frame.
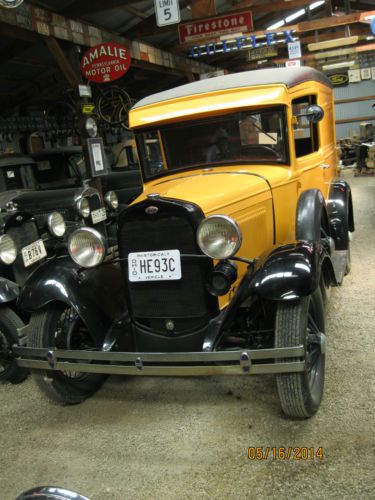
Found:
[15,67,354,418]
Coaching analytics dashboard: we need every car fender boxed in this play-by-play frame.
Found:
[296,189,329,243]
[0,278,19,303]
[326,180,354,250]
[18,257,127,348]
[247,243,321,300]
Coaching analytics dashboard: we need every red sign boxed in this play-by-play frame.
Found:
[179,11,253,44]
[80,42,130,84]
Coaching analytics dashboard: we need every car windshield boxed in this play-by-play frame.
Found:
[136,106,288,180]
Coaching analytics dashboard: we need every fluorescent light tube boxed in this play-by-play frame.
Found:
[309,1,325,10]
[285,9,306,23]
[267,20,285,30]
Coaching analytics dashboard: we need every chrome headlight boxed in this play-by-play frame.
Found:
[68,227,106,268]
[85,116,98,138]
[0,234,17,265]
[47,212,66,237]
[104,191,119,209]
[197,215,242,260]
[76,197,90,218]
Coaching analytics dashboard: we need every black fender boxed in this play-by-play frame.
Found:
[247,243,321,300]
[326,180,354,250]
[0,278,19,303]
[296,189,329,242]
[18,257,128,348]
[204,242,327,350]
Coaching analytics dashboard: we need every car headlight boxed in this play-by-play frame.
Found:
[104,191,119,209]
[85,117,98,138]
[68,227,106,268]
[0,234,17,265]
[197,215,242,260]
[76,197,90,218]
[47,212,66,237]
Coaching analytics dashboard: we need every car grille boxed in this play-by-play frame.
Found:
[118,198,218,335]
[7,219,45,286]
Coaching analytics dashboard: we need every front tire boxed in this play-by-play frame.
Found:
[275,289,326,418]
[28,303,106,405]
[0,307,28,384]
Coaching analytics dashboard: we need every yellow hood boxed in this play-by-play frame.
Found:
[136,169,275,215]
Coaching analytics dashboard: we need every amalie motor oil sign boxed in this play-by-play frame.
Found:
[80,43,130,83]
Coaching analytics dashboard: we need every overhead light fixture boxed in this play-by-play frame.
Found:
[309,1,325,10]
[285,9,306,23]
[267,20,285,30]
[308,36,358,51]
[322,60,356,70]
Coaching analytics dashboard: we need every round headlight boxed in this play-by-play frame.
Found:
[85,117,98,138]
[0,234,17,265]
[104,191,119,209]
[77,197,90,218]
[197,215,242,260]
[68,227,106,268]
[47,212,66,237]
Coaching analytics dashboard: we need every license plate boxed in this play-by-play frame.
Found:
[128,250,181,282]
[22,239,47,267]
[91,207,107,224]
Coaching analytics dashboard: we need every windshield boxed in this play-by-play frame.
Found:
[136,106,288,180]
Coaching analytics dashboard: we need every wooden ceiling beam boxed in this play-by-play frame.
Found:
[61,0,145,18]
[173,9,375,51]
[126,0,320,39]
[0,22,40,43]
[332,0,375,10]
[44,37,82,87]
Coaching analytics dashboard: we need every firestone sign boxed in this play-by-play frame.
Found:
[80,42,130,84]
[179,12,253,44]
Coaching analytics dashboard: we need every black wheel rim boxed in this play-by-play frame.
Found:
[306,304,324,402]
[53,307,96,380]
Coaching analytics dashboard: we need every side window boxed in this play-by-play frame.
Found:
[292,95,319,158]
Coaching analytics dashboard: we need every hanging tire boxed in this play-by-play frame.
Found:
[275,288,326,418]
[0,307,29,384]
[28,303,107,405]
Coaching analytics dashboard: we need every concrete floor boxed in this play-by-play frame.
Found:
[0,172,374,500]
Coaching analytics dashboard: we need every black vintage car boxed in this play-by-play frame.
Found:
[0,209,47,384]
[0,154,118,236]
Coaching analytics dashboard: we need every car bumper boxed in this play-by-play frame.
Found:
[13,345,305,376]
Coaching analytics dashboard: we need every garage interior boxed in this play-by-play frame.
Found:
[0,0,374,499]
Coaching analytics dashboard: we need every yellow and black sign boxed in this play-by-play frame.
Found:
[327,72,349,87]
[82,103,96,115]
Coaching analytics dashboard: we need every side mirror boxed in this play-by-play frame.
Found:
[293,105,324,124]
[306,104,324,123]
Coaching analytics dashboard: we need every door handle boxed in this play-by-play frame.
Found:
[320,163,331,169]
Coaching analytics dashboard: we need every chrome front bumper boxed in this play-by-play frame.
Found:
[13,345,305,376]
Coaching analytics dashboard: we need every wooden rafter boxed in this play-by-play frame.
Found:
[61,0,144,18]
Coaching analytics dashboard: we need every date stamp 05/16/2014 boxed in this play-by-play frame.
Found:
[247,447,334,463]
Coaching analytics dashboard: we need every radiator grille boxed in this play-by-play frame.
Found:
[118,199,218,333]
